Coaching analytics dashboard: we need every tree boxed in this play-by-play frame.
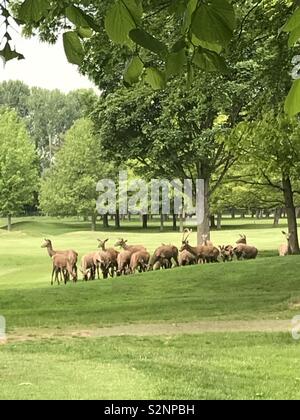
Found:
[0,109,39,231]
[93,77,242,243]
[232,114,300,254]
[40,118,116,231]
[5,0,235,83]
[0,82,98,169]
[0,80,30,117]
[27,88,97,168]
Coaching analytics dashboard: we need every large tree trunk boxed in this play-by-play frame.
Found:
[115,209,120,229]
[142,214,148,229]
[172,213,177,231]
[7,215,12,232]
[282,176,300,254]
[197,178,210,245]
[103,214,109,229]
[91,214,97,231]
[160,213,164,232]
[179,213,184,233]
[273,208,282,227]
[231,209,236,219]
[217,212,222,230]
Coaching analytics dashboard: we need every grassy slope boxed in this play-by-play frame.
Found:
[0,218,300,329]
[1,257,300,330]
[2,217,300,400]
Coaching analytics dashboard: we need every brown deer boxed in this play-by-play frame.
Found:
[116,250,132,276]
[148,244,179,270]
[236,234,247,245]
[42,239,78,280]
[115,239,146,255]
[93,251,112,279]
[179,250,197,266]
[97,239,119,276]
[234,235,258,260]
[51,254,77,286]
[130,251,150,274]
[279,231,291,257]
[80,253,97,281]
[202,234,214,247]
[180,229,219,263]
[219,245,234,262]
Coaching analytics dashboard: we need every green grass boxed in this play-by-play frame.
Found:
[2,257,300,331]
[1,333,300,400]
[1,217,300,400]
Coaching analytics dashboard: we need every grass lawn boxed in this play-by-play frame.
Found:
[1,217,300,400]
[1,333,300,400]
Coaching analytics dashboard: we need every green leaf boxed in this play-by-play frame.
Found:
[193,48,227,73]
[78,27,93,39]
[285,80,300,117]
[191,0,235,47]
[283,8,300,32]
[65,5,101,33]
[0,42,25,64]
[124,56,144,84]
[129,29,168,55]
[65,6,88,27]
[145,67,166,90]
[63,32,84,66]
[191,35,222,53]
[288,26,300,47]
[183,0,198,32]
[125,0,143,24]
[166,49,187,78]
[18,0,50,23]
[171,39,187,53]
[105,0,142,45]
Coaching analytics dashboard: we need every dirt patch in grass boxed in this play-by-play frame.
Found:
[6,320,292,343]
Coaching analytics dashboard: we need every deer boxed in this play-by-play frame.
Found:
[80,253,97,281]
[202,234,214,247]
[130,251,151,274]
[114,239,146,255]
[236,234,247,245]
[97,239,119,277]
[148,244,179,270]
[93,251,112,279]
[42,239,78,281]
[179,250,197,266]
[116,250,132,276]
[219,245,234,262]
[51,254,77,286]
[180,229,219,263]
[279,231,291,257]
[234,235,258,260]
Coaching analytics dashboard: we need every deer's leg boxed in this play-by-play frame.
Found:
[51,266,55,286]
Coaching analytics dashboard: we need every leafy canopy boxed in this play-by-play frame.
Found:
[0,109,39,217]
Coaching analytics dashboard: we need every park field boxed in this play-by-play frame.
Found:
[1,216,300,400]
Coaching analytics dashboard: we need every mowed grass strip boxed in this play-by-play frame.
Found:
[1,333,300,400]
[1,256,300,330]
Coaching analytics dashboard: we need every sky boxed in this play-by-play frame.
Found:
[0,34,98,93]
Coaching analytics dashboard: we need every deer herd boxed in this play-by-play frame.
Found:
[41,230,291,286]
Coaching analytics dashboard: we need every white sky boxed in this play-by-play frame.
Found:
[0,34,98,93]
